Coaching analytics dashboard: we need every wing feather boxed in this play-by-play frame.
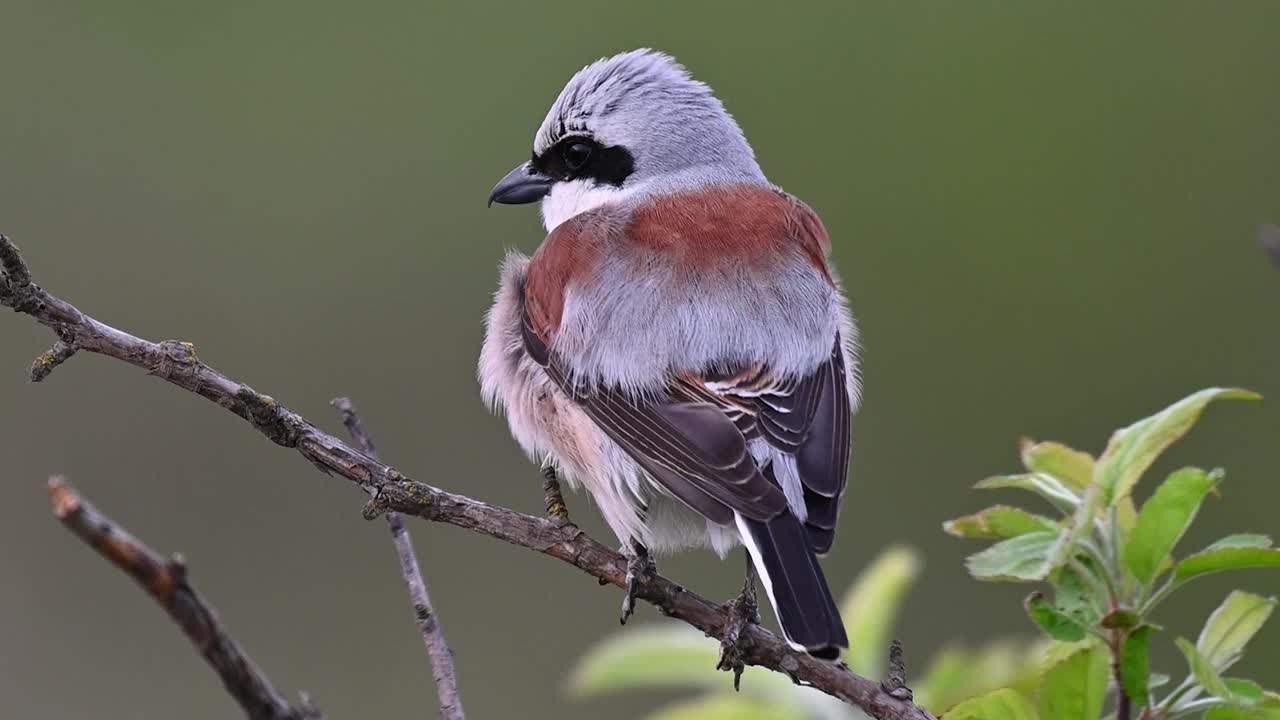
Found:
[678,340,852,553]
[517,274,850,552]
[522,308,787,523]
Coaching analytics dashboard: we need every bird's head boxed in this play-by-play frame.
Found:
[488,49,766,231]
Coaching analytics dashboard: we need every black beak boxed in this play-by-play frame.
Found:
[488,161,554,207]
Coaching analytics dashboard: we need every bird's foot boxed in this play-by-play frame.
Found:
[620,545,654,625]
[716,574,760,690]
[540,462,570,525]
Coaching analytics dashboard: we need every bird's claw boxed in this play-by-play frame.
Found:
[540,462,571,525]
[620,546,654,625]
[716,575,760,691]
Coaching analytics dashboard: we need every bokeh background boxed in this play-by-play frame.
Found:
[2,2,1278,718]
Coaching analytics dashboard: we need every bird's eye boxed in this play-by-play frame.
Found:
[562,141,593,171]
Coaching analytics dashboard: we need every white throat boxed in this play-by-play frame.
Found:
[540,179,630,232]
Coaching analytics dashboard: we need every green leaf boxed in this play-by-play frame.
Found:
[840,545,922,677]
[1209,691,1280,716]
[946,688,1039,720]
[1224,678,1266,705]
[945,506,1058,540]
[1175,641,1269,710]
[1205,703,1280,720]
[567,625,790,695]
[646,694,806,720]
[1024,593,1086,641]
[1197,591,1277,672]
[966,531,1062,582]
[567,625,842,720]
[568,624,725,696]
[1093,387,1258,502]
[1039,643,1108,720]
[1020,439,1095,491]
[1051,565,1100,626]
[964,491,1090,582]
[1056,484,1103,568]
[1111,491,1141,561]
[1123,467,1222,586]
[1120,625,1155,704]
[976,474,1079,512]
[1208,534,1275,550]
[1174,547,1280,583]
[912,639,1048,714]
[1176,637,1234,699]
[1115,494,1139,548]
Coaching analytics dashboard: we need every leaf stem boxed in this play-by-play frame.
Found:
[1106,504,1131,604]
[1110,628,1133,720]
[1154,676,1200,718]
[1076,538,1121,604]
[1165,698,1226,719]
[1139,577,1182,616]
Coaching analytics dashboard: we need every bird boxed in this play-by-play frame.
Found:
[480,49,859,661]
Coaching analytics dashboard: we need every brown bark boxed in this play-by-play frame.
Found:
[48,477,323,720]
[3,234,936,720]
[333,397,465,720]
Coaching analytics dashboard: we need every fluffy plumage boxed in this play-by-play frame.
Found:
[480,49,859,658]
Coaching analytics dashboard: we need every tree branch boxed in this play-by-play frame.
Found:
[2,233,936,720]
[332,397,465,720]
[882,639,912,701]
[47,476,323,720]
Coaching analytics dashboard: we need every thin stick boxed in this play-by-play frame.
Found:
[882,639,912,701]
[3,234,936,720]
[47,477,322,720]
[332,397,464,720]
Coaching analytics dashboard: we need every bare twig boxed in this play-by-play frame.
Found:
[882,639,912,701]
[332,397,464,720]
[47,476,322,720]
[30,339,77,381]
[2,234,936,720]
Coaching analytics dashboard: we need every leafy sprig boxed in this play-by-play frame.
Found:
[946,388,1278,719]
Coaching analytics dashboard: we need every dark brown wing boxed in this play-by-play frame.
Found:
[789,343,851,553]
[674,341,851,554]
[521,309,786,524]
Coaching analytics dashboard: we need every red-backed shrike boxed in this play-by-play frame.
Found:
[481,49,859,659]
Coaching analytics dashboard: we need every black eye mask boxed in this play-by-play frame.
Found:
[532,136,635,187]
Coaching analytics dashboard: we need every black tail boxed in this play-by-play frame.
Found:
[740,513,848,659]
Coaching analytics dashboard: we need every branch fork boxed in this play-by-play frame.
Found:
[4,232,936,720]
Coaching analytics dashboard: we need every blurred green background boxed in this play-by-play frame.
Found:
[2,2,1277,718]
